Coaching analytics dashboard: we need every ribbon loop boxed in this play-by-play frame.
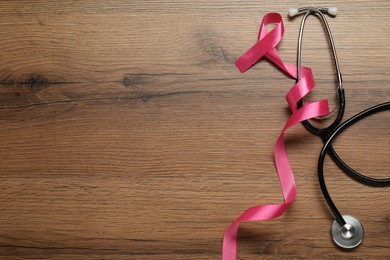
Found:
[235,13,284,73]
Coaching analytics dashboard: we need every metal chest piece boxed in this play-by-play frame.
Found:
[331,215,364,249]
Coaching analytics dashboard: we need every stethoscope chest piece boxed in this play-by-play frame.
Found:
[331,215,364,249]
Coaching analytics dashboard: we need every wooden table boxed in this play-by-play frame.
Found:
[0,1,388,259]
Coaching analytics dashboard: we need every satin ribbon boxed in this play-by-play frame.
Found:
[222,13,330,259]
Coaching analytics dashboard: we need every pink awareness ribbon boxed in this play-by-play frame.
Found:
[222,13,330,259]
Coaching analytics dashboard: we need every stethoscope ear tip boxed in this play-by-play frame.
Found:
[288,8,299,17]
[328,7,338,16]
[331,215,364,249]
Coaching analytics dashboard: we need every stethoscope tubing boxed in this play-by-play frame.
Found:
[318,101,390,226]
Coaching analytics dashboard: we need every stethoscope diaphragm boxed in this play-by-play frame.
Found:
[331,215,364,249]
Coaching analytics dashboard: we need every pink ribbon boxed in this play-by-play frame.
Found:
[222,13,330,259]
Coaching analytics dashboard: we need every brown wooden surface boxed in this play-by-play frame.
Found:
[0,1,389,259]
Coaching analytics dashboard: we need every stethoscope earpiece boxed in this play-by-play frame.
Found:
[288,8,299,17]
[288,7,338,18]
[331,215,364,249]
[327,7,338,16]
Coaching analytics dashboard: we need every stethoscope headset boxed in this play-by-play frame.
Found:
[289,7,389,249]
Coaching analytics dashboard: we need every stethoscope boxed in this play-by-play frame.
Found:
[289,7,390,249]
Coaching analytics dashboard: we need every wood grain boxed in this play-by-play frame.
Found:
[0,0,389,259]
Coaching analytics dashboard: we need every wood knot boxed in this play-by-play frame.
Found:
[122,75,144,87]
[123,76,131,86]
[140,94,149,102]
[25,73,48,90]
